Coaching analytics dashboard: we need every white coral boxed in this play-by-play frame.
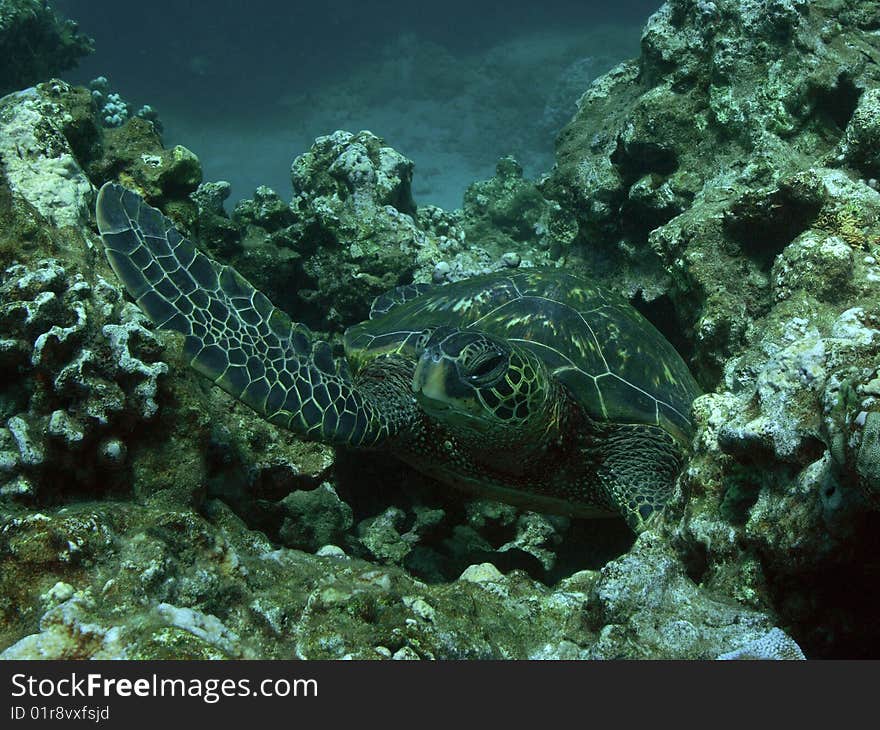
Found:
[0,87,93,228]
[102,304,169,419]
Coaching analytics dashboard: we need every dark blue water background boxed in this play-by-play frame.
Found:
[56,1,662,208]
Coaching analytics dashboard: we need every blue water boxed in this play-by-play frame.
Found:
[56,1,659,209]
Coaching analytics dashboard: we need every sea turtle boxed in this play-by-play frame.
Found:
[95,182,700,531]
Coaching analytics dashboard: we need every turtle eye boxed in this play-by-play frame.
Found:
[469,352,506,381]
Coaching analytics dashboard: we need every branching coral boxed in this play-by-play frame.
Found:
[0,259,169,499]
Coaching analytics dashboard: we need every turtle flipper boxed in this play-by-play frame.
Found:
[597,423,682,532]
[95,182,383,446]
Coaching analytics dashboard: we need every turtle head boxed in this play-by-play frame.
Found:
[412,327,557,443]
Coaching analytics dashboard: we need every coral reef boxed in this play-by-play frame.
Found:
[3,0,880,659]
[460,156,575,267]
[88,76,163,132]
[540,0,880,656]
[86,116,201,212]
[0,502,787,659]
[196,131,556,332]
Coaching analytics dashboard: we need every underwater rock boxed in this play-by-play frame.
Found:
[193,131,424,330]
[840,88,880,179]
[192,179,232,217]
[680,298,880,655]
[716,627,806,660]
[0,0,93,97]
[190,180,239,255]
[278,482,354,552]
[536,0,880,656]
[210,185,302,322]
[357,507,413,565]
[460,155,575,266]
[0,83,337,514]
[0,500,782,659]
[852,411,880,508]
[497,512,567,572]
[0,76,192,236]
[294,129,416,216]
[219,134,558,330]
[234,185,295,232]
[114,134,201,206]
[771,232,854,304]
[286,130,421,325]
[0,83,95,229]
[546,0,880,347]
[201,407,335,530]
[85,114,201,221]
[585,531,783,659]
[189,138,565,333]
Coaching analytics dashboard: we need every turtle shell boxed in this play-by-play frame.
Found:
[344,269,700,444]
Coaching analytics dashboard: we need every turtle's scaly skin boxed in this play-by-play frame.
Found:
[96,183,700,530]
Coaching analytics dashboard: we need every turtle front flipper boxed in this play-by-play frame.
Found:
[95,182,389,447]
[596,423,683,532]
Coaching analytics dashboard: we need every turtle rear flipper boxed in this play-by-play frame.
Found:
[95,182,380,446]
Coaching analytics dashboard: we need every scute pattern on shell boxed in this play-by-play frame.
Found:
[345,269,700,443]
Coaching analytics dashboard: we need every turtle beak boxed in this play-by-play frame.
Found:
[412,349,448,404]
[412,349,485,424]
